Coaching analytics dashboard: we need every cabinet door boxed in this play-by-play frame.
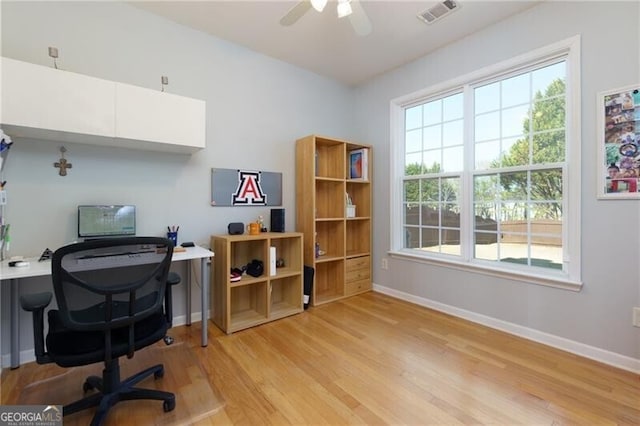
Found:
[1,57,115,138]
[115,83,206,151]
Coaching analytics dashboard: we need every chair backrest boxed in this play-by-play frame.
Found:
[51,237,173,340]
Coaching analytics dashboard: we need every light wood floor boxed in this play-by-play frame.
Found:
[3,292,639,425]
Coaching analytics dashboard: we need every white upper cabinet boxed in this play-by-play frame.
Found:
[1,57,115,140]
[115,82,205,150]
[0,57,206,153]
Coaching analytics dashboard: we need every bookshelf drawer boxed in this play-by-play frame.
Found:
[345,279,370,295]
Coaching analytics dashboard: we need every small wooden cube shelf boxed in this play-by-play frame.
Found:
[210,232,304,334]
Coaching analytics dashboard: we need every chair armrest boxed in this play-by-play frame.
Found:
[164,273,180,327]
[20,292,52,364]
[20,292,52,312]
[167,272,181,286]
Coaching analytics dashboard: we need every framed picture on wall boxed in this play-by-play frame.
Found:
[597,84,640,199]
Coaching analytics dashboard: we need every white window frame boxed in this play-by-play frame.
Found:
[389,36,582,291]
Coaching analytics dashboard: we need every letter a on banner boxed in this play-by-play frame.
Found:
[232,170,267,205]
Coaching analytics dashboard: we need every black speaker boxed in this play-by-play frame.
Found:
[228,222,244,235]
[270,208,285,232]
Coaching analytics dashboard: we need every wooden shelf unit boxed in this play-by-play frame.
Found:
[296,135,372,306]
[210,232,303,334]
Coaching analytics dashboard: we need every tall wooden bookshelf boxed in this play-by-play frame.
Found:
[295,135,372,306]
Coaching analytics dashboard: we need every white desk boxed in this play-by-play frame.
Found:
[0,245,214,369]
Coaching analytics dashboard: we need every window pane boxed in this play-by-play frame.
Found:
[404,203,420,225]
[475,111,500,142]
[441,177,460,202]
[475,202,498,222]
[405,227,420,248]
[474,175,498,202]
[423,100,442,126]
[475,82,500,114]
[443,120,463,147]
[404,180,420,202]
[423,150,441,172]
[406,129,422,152]
[530,170,562,201]
[500,203,527,222]
[501,73,530,108]
[500,136,525,166]
[501,105,529,138]
[533,131,565,163]
[405,153,422,174]
[475,140,500,169]
[442,146,463,172]
[423,125,442,150]
[421,228,439,249]
[406,105,422,130]
[532,62,565,97]
[423,204,439,226]
[443,93,463,121]
[500,172,528,201]
[533,97,565,132]
[530,202,563,222]
[474,235,498,260]
[442,204,460,228]
[421,179,440,202]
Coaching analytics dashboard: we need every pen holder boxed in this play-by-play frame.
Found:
[167,231,178,247]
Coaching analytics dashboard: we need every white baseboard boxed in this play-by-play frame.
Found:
[373,283,640,374]
[1,312,206,369]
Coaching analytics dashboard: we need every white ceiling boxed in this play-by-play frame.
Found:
[131,0,541,86]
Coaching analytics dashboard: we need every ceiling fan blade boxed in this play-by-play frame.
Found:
[280,0,313,26]
[348,0,372,36]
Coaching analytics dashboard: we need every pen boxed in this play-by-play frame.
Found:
[167,226,171,232]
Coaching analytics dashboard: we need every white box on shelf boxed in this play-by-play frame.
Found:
[269,246,276,276]
[346,205,356,218]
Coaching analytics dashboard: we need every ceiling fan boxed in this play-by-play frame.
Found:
[280,0,373,36]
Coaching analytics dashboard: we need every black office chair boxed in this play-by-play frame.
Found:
[21,237,177,426]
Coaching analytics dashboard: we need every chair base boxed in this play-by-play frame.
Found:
[64,359,175,426]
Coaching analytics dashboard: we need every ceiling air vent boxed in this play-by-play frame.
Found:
[417,0,460,24]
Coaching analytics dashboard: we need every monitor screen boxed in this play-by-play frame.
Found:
[78,205,136,238]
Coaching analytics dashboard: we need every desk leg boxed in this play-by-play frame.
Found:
[185,260,192,327]
[200,258,209,347]
[10,278,20,369]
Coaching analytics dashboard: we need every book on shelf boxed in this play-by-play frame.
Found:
[349,148,368,180]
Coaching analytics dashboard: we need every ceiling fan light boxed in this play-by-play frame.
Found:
[310,0,328,12]
[337,0,352,18]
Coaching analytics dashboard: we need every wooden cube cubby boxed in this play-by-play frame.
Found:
[346,219,370,257]
[315,220,345,259]
[270,275,303,319]
[314,259,345,304]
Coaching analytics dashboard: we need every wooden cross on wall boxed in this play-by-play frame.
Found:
[54,146,72,176]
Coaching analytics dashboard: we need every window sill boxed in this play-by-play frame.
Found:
[388,250,583,292]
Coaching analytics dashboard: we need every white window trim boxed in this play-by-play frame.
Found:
[389,35,582,290]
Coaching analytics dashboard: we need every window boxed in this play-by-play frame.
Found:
[391,37,581,289]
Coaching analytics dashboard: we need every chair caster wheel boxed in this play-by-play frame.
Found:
[83,382,94,393]
[154,368,164,379]
[163,397,176,412]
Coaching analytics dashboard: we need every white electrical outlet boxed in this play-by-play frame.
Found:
[633,307,640,327]
[381,258,388,270]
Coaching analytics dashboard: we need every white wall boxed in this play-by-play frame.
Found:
[354,1,640,363]
[0,1,354,362]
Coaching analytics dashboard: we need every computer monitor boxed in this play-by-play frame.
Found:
[78,205,136,239]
